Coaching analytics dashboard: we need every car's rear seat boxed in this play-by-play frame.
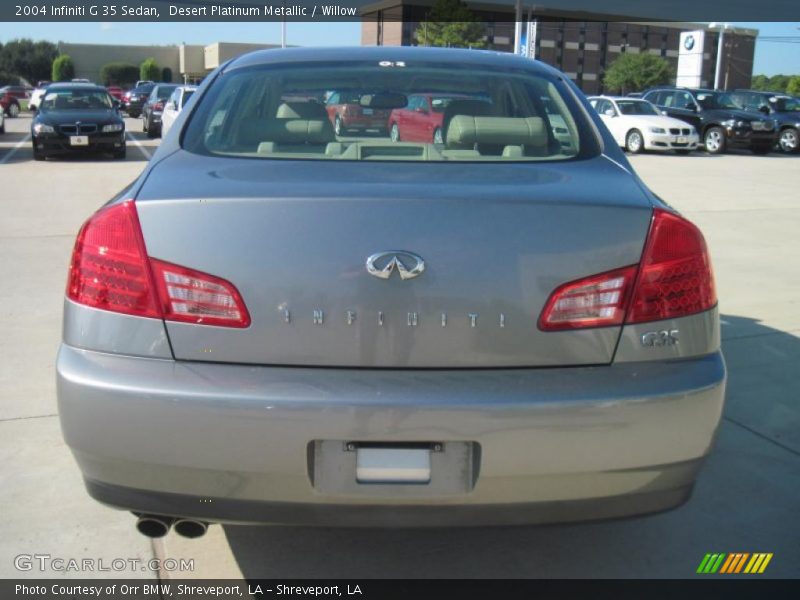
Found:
[445,115,549,157]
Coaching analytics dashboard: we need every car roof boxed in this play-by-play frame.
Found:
[46,82,107,91]
[589,95,647,101]
[227,46,562,78]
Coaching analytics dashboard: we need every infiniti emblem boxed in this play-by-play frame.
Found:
[366,251,425,280]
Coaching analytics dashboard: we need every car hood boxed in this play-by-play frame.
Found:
[37,109,122,123]
[621,115,696,130]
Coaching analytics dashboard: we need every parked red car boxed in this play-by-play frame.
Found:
[0,89,21,118]
[106,86,125,101]
[388,94,472,144]
[325,91,390,135]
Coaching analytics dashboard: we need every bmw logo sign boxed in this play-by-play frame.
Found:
[684,35,695,51]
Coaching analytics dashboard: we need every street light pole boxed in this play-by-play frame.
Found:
[710,22,730,90]
[513,0,522,55]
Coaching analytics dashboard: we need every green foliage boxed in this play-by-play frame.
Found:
[0,38,58,85]
[0,70,19,86]
[139,58,160,82]
[161,67,173,83]
[602,53,674,95]
[52,54,75,82]
[100,63,139,87]
[414,0,487,49]
[750,74,800,94]
[787,76,800,97]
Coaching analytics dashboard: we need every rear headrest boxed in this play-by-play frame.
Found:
[261,118,335,144]
[276,101,328,120]
[446,116,548,149]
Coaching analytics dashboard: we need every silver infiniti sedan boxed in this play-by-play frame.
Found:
[57,47,725,538]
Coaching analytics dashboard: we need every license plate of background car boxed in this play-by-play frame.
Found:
[676,136,687,144]
[356,447,431,483]
[311,440,479,497]
[70,136,89,146]
[362,108,373,115]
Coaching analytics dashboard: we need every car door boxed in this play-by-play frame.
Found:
[161,88,180,135]
[667,91,704,129]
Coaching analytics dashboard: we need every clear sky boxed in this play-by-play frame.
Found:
[0,21,798,75]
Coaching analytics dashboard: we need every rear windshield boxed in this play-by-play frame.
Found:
[183,61,595,162]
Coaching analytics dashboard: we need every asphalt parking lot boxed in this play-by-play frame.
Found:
[0,113,798,579]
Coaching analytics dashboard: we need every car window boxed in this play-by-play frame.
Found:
[157,86,177,100]
[617,100,659,116]
[183,62,594,162]
[168,89,181,106]
[40,88,112,111]
[182,90,195,108]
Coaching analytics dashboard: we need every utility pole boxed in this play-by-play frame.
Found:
[710,22,731,90]
[514,0,522,55]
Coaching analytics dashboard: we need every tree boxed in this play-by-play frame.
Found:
[750,74,769,91]
[100,62,139,86]
[52,54,75,82]
[767,74,790,93]
[414,0,487,49]
[139,58,160,82]
[161,67,173,83]
[787,76,800,97]
[602,53,674,95]
[0,38,58,85]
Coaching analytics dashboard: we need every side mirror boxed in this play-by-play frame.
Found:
[603,109,616,117]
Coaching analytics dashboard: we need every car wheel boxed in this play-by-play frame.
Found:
[334,116,343,136]
[142,116,148,133]
[751,144,772,155]
[625,129,644,154]
[0,122,4,134]
[32,143,44,161]
[146,123,157,139]
[8,103,20,118]
[674,149,692,155]
[433,127,443,145]
[390,123,400,142]
[703,127,726,154]
[113,146,127,160]
[778,128,799,153]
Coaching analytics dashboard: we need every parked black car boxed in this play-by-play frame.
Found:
[30,83,126,160]
[142,83,178,138]
[729,90,800,154]
[642,87,777,154]
[122,83,155,118]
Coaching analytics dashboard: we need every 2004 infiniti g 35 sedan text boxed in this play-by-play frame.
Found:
[56,47,725,538]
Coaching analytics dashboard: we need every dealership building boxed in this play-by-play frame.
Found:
[361,1,758,93]
[57,41,281,84]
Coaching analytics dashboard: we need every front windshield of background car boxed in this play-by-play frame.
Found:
[697,92,739,110]
[183,62,591,162]
[40,88,112,111]
[616,100,659,116]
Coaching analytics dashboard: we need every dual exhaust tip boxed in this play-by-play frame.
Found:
[135,514,208,539]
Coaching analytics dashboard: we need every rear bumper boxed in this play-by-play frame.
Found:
[57,345,726,526]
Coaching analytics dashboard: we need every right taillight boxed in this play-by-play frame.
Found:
[626,208,716,324]
[539,208,716,330]
[67,201,250,328]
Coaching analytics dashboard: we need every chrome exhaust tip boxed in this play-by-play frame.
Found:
[135,514,173,538]
[173,519,208,539]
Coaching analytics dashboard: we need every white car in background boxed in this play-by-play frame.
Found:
[588,95,699,154]
[28,85,49,111]
[160,85,198,138]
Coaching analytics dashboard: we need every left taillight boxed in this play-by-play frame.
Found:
[67,200,250,328]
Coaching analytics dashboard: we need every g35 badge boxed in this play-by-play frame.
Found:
[641,329,680,347]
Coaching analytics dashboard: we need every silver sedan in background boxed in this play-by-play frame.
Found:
[57,47,725,538]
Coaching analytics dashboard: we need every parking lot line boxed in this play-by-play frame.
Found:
[126,131,152,160]
[0,133,31,165]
